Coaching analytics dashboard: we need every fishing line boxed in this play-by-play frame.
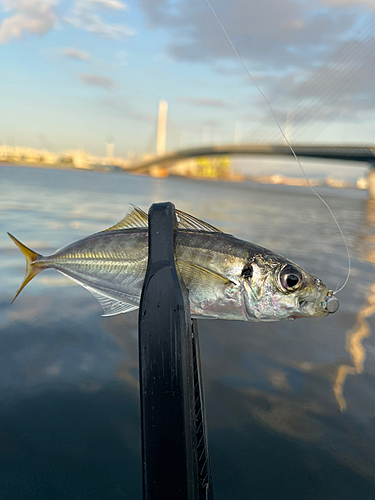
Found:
[204,0,351,294]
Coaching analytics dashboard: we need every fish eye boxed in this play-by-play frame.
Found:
[279,265,302,292]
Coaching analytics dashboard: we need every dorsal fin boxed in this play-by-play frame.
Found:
[102,204,148,232]
[175,209,222,232]
[102,204,222,233]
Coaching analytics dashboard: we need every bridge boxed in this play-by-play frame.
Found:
[129,143,375,198]
[128,143,375,173]
[129,100,375,197]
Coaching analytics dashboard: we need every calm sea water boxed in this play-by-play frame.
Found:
[1,164,375,499]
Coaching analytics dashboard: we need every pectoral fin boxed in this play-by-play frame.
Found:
[177,261,233,288]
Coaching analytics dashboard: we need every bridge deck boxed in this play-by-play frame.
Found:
[128,144,375,172]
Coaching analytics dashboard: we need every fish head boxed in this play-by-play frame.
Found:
[239,253,329,321]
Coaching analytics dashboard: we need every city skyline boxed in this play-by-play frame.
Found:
[1,0,375,157]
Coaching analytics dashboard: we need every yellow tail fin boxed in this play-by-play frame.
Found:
[7,233,43,303]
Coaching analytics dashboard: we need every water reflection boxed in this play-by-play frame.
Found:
[2,166,375,498]
[334,200,375,411]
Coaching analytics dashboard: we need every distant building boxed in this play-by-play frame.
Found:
[170,156,233,179]
[64,150,93,169]
[0,144,130,170]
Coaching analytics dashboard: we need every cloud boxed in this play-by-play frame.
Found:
[133,0,375,141]
[79,73,115,89]
[0,0,133,44]
[0,0,57,43]
[326,0,375,8]
[137,0,355,70]
[180,96,229,108]
[214,65,244,77]
[63,47,91,61]
[84,0,126,9]
[276,37,375,115]
[241,32,375,143]
[0,0,134,43]
[85,17,133,38]
[67,0,134,40]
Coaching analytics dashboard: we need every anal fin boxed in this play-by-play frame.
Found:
[87,287,139,316]
[56,271,139,317]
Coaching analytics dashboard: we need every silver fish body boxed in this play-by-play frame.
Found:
[8,205,331,321]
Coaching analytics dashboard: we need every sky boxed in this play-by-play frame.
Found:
[1,0,375,157]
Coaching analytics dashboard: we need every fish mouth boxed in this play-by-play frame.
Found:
[295,286,329,318]
[315,290,339,315]
[316,299,330,317]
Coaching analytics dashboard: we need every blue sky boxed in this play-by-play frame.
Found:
[1,0,375,157]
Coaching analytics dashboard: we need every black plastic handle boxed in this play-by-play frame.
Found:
[139,202,210,500]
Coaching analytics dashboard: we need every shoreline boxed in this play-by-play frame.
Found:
[0,161,368,191]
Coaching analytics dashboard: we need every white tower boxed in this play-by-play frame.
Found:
[156,99,168,156]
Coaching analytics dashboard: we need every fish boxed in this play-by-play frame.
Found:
[8,204,333,321]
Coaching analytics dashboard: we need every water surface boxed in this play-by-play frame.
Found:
[1,164,375,499]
